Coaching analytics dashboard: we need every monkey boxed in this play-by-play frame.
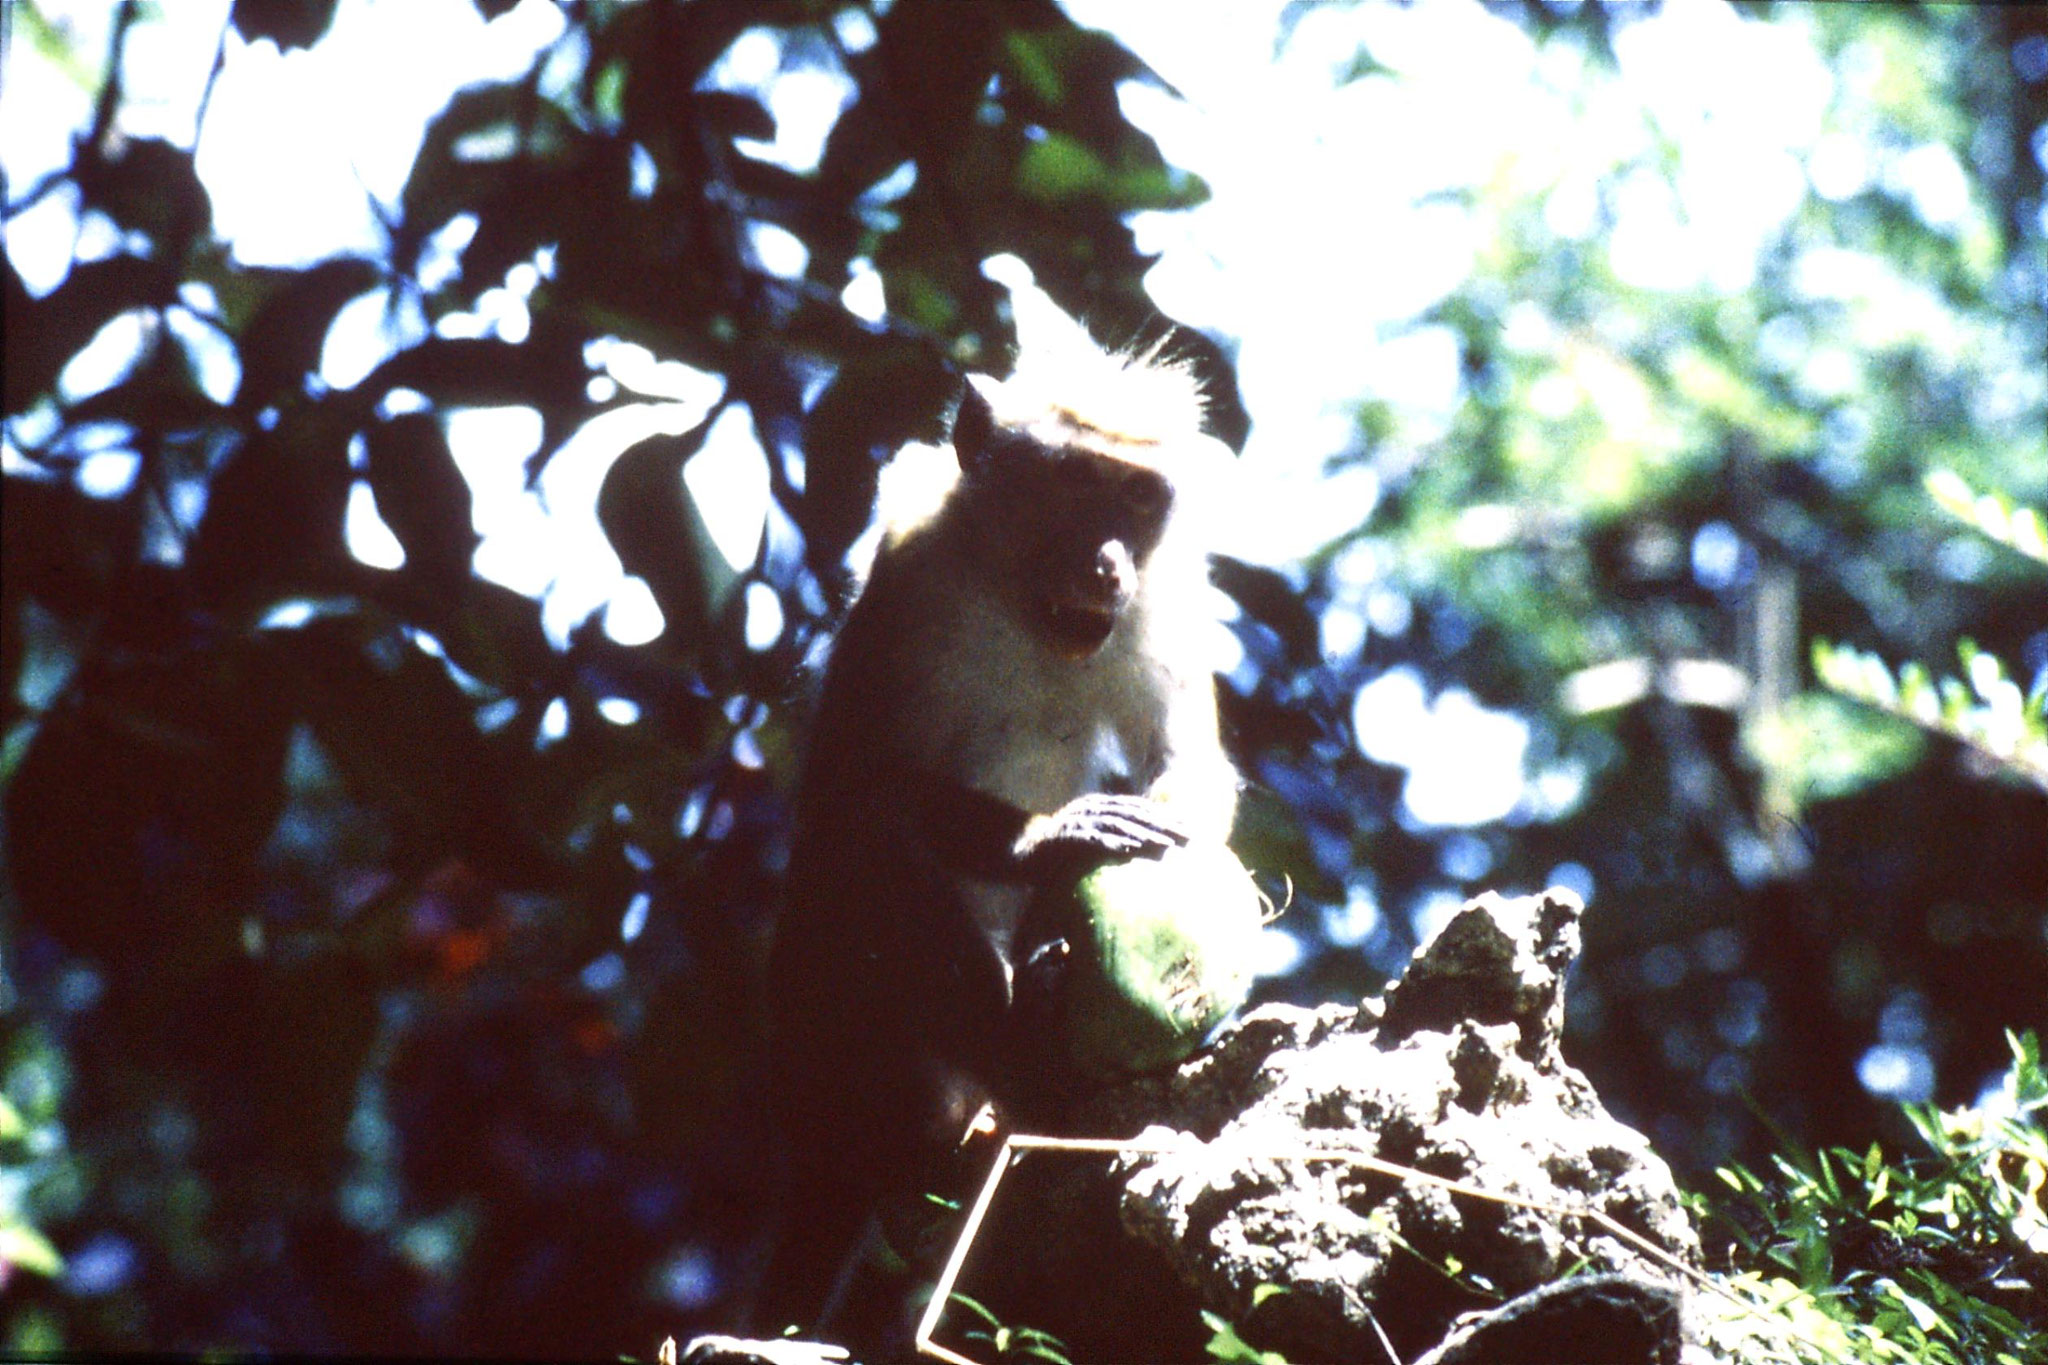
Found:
[760,317,1241,1338]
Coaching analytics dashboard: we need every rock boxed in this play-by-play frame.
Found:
[1412,1273,1684,1365]
[967,887,1703,1363]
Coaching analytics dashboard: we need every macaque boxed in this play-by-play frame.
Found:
[764,316,1241,1333]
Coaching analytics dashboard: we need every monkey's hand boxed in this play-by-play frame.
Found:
[1015,793,1191,877]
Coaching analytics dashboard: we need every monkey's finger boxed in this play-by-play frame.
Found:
[1074,814,1184,855]
[1099,808,1193,846]
[1066,793,1194,843]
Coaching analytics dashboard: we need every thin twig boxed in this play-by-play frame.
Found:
[914,1139,1020,1365]
[191,7,231,148]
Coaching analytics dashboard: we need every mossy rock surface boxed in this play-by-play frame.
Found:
[1062,840,1263,1080]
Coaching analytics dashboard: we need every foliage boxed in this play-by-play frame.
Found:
[1810,474,2048,792]
[0,0,2043,1357]
[1925,470,2048,569]
[1694,1031,2048,1365]
[1201,1285,1293,1365]
[948,1293,1076,1365]
[1200,1311,1289,1365]
[1267,0,2048,1187]
[1812,637,2048,792]
[0,1091,64,1279]
[1,0,1219,1352]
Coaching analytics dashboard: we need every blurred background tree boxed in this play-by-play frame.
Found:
[1,0,2042,1356]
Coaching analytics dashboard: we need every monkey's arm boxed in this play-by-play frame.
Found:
[900,761,1190,882]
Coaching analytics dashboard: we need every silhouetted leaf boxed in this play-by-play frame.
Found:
[233,256,383,414]
[1213,555,1321,668]
[694,89,776,143]
[396,83,585,282]
[360,329,587,425]
[290,613,559,888]
[230,0,339,50]
[73,137,212,257]
[65,335,231,434]
[4,255,174,414]
[799,344,956,567]
[363,411,478,597]
[613,0,792,142]
[187,407,354,604]
[873,0,1008,166]
[596,417,737,653]
[173,952,379,1178]
[1,475,144,622]
[440,576,558,692]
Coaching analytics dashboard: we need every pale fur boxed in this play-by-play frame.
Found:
[848,326,1238,960]
[875,337,1233,819]
[874,331,1224,555]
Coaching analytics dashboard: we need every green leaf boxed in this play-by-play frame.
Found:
[0,1222,64,1278]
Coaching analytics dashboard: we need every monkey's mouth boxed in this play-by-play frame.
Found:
[1045,601,1118,655]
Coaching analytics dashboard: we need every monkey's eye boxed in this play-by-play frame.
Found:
[1122,470,1170,516]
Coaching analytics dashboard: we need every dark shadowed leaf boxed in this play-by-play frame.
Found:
[439,576,558,692]
[233,256,384,414]
[73,137,213,258]
[230,0,340,50]
[358,324,591,469]
[611,0,796,141]
[363,411,479,597]
[799,343,956,568]
[0,470,146,618]
[1,475,144,622]
[172,952,380,1179]
[4,255,175,414]
[396,82,584,283]
[596,417,738,654]
[289,612,560,888]
[694,89,776,143]
[65,333,231,434]
[872,0,1007,166]
[4,627,293,981]
[187,407,355,605]
[1212,555,1321,668]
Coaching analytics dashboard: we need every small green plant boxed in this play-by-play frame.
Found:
[1693,1031,2048,1365]
[947,1293,1075,1365]
[1202,1285,1293,1365]
[1811,472,2048,793]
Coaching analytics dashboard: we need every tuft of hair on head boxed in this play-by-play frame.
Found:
[988,292,1209,449]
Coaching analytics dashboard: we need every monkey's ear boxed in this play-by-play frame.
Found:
[953,377,995,474]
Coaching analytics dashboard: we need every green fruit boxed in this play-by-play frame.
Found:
[1061,841,1263,1080]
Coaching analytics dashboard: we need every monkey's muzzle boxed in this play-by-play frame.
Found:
[1045,600,1119,655]
[1042,538,1134,656]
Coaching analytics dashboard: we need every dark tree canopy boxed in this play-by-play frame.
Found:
[1,0,2043,1358]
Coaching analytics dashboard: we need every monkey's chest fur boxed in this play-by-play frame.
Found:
[893,584,1187,966]
[908,590,1175,808]
[780,526,1218,1125]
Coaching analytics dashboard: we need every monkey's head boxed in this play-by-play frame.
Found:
[951,367,1208,659]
